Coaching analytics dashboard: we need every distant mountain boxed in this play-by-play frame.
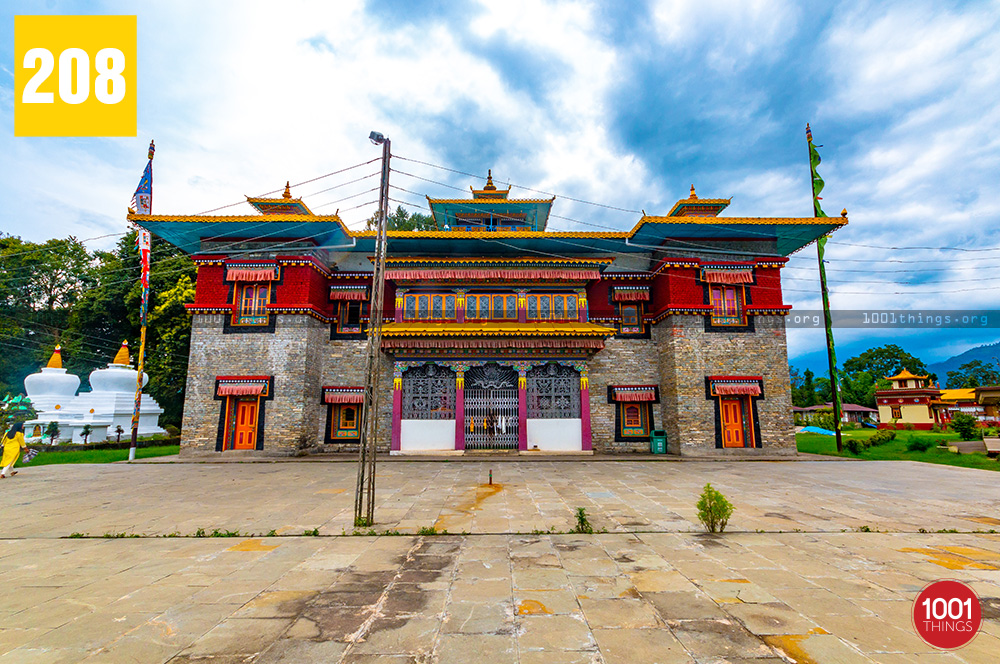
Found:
[927,341,1000,387]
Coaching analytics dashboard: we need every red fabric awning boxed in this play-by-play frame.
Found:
[613,387,656,402]
[330,289,368,301]
[702,269,753,284]
[612,288,650,302]
[226,267,277,281]
[387,268,600,281]
[714,383,761,396]
[217,383,265,396]
[324,391,364,404]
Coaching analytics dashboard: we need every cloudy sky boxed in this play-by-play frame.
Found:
[3,0,1000,372]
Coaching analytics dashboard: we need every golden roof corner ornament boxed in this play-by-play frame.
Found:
[46,345,62,369]
[689,184,698,199]
[483,169,496,192]
[841,208,848,218]
[112,340,130,366]
[282,181,292,199]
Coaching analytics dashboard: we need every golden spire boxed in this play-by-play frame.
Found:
[46,345,62,369]
[689,184,698,199]
[282,181,292,199]
[483,169,496,192]
[112,340,130,366]
[841,208,848,218]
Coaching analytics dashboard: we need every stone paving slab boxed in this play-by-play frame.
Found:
[0,460,999,662]
[2,460,999,538]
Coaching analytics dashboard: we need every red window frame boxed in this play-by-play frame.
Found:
[235,283,269,326]
[709,286,745,326]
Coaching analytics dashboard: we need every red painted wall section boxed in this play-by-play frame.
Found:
[275,264,331,315]
[193,264,230,305]
[586,280,613,319]
[748,266,785,308]
[382,281,396,321]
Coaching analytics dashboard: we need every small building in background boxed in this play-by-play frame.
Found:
[875,369,942,430]
[793,402,878,425]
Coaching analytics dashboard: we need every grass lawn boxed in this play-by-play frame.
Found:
[797,429,1000,471]
[18,445,179,467]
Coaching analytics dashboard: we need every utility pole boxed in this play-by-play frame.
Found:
[807,124,843,453]
[129,141,155,461]
[354,132,390,527]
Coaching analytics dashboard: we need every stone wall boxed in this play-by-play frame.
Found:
[181,314,331,457]
[653,314,795,456]
[317,341,393,454]
[586,337,661,453]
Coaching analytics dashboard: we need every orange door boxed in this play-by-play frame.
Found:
[721,398,745,448]
[232,399,258,450]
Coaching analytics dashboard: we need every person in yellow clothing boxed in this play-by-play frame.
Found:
[1,422,26,478]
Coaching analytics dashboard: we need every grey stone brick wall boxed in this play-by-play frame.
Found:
[317,341,393,454]
[587,338,661,454]
[653,314,795,456]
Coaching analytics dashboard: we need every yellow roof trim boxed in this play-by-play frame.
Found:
[940,389,975,401]
[886,368,928,380]
[426,197,555,205]
[640,216,849,227]
[128,213,343,224]
[244,196,315,216]
[384,256,614,265]
[351,229,629,239]
[381,322,617,337]
[665,198,732,216]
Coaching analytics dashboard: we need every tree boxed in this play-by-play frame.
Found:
[793,368,819,407]
[44,421,60,445]
[947,360,1000,389]
[842,345,935,384]
[365,205,436,231]
[144,275,195,426]
[80,424,92,444]
[115,425,124,443]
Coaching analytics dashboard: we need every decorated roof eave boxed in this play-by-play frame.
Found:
[380,256,615,266]
[426,197,555,205]
[245,196,315,215]
[665,198,732,216]
[381,322,617,338]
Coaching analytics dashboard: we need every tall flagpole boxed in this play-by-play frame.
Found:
[129,141,155,462]
[807,124,843,453]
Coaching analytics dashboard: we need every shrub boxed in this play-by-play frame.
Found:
[696,484,734,533]
[164,425,180,437]
[903,423,915,431]
[842,421,858,431]
[906,437,934,452]
[845,438,864,455]
[930,425,942,433]
[869,429,896,446]
[950,413,979,441]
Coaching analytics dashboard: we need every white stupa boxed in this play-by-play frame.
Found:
[24,343,166,443]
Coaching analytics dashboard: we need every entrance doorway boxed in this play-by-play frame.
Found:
[465,364,518,450]
[720,397,746,448]
[227,398,259,450]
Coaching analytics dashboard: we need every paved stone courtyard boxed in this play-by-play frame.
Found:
[1,459,999,662]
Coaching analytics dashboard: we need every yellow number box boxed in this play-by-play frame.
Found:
[15,15,137,137]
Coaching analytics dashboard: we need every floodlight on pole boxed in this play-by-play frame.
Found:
[354,131,391,527]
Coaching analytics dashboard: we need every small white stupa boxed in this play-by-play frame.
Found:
[24,343,167,443]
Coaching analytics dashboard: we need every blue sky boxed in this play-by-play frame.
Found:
[3,0,1000,372]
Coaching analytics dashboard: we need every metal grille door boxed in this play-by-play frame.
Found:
[465,365,518,450]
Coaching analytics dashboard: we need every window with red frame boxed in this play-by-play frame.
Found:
[709,286,745,326]
[236,284,269,325]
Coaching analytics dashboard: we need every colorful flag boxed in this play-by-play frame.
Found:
[130,140,154,214]
[806,124,827,218]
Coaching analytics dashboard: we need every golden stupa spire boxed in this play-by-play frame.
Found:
[46,345,62,369]
[689,184,698,199]
[282,181,292,199]
[483,169,496,192]
[112,340,130,366]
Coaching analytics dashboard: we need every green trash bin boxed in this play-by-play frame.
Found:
[650,430,667,454]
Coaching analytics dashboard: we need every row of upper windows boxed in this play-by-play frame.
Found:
[233,284,749,329]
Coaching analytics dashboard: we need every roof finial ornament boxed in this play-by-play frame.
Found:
[46,345,62,369]
[483,169,496,192]
[112,340,130,366]
[689,184,697,199]
[282,181,292,199]
[841,208,848,218]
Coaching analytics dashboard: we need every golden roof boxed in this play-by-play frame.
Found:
[940,388,975,402]
[112,340,130,366]
[46,345,62,369]
[886,369,929,381]
[381,322,617,337]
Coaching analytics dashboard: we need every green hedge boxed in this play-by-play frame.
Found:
[27,436,180,453]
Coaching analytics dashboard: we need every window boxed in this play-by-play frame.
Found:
[618,303,644,334]
[526,294,578,321]
[401,364,456,419]
[332,404,361,439]
[236,283,269,325]
[466,294,516,320]
[527,363,581,418]
[709,286,745,326]
[337,301,363,333]
[890,406,902,419]
[620,403,650,437]
[403,294,459,321]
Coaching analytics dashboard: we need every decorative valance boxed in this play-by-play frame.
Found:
[380,338,606,350]
[386,268,601,281]
[215,376,271,397]
[330,286,368,301]
[322,387,364,404]
[701,268,754,284]
[226,265,278,282]
[708,376,762,397]
[612,287,650,302]
[612,386,657,402]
